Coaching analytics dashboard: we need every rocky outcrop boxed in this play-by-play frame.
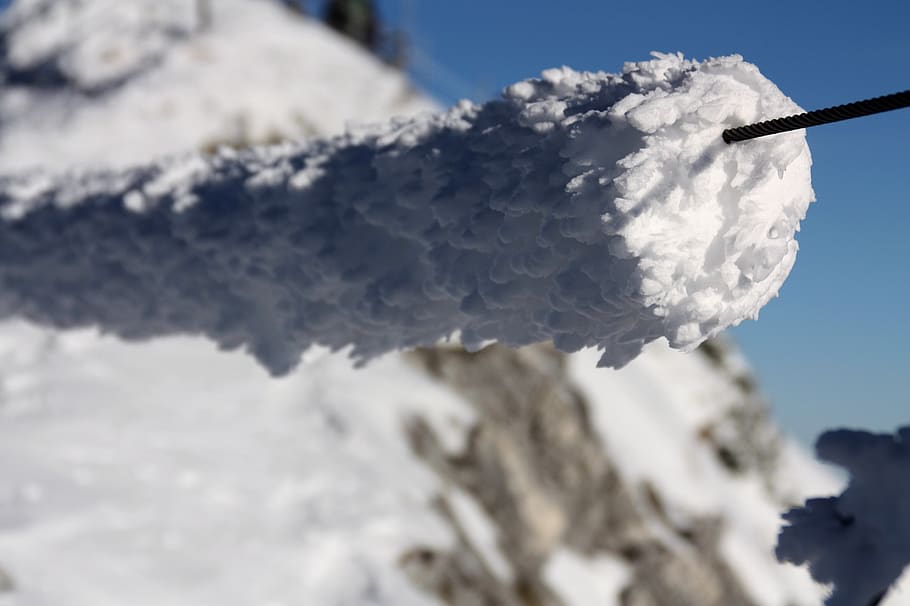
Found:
[401,343,765,606]
[0,566,13,593]
[695,338,783,493]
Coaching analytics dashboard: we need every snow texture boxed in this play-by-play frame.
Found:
[777,426,910,606]
[0,53,813,375]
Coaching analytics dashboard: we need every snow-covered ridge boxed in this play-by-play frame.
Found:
[0,53,813,375]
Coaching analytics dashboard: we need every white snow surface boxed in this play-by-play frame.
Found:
[544,549,630,606]
[0,323,469,606]
[777,426,910,606]
[0,52,814,375]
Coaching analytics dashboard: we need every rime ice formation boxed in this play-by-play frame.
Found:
[0,53,814,375]
[777,427,910,606]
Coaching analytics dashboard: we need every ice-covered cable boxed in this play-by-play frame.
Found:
[0,53,813,375]
[777,426,910,606]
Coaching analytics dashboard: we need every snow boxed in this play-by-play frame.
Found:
[1,0,197,91]
[0,53,814,375]
[543,549,630,605]
[0,0,434,170]
[777,426,910,606]
[446,488,513,582]
[0,322,470,606]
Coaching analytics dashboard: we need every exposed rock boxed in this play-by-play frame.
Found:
[694,337,790,500]
[402,343,761,606]
[0,566,13,593]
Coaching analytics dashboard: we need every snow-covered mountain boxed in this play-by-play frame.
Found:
[0,1,856,605]
[0,0,433,170]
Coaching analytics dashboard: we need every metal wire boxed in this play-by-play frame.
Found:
[722,90,910,143]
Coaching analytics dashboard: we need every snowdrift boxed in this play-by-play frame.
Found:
[0,53,813,375]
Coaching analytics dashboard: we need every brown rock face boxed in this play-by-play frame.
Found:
[401,343,762,606]
[0,566,13,593]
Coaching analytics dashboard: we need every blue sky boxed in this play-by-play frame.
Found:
[1,0,907,444]
[376,0,910,444]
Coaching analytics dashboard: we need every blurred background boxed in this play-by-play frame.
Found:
[0,1,906,605]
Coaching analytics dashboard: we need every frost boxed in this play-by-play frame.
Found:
[777,426,910,606]
[0,53,814,375]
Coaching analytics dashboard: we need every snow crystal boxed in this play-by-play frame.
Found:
[777,426,910,606]
[0,53,813,375]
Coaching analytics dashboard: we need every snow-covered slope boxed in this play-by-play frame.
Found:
[0,328,471,606]
[0,0,434,170]
[0,1,862,605]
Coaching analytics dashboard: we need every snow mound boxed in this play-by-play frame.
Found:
[777,426,910,606]
[0,53,814,375]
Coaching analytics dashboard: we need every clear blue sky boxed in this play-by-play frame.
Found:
[374,0,910,445]
[1,0,907,444]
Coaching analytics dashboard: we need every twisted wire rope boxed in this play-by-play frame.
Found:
[722,90,910,143]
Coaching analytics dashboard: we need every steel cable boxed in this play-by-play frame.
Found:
[722,90,910,143]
